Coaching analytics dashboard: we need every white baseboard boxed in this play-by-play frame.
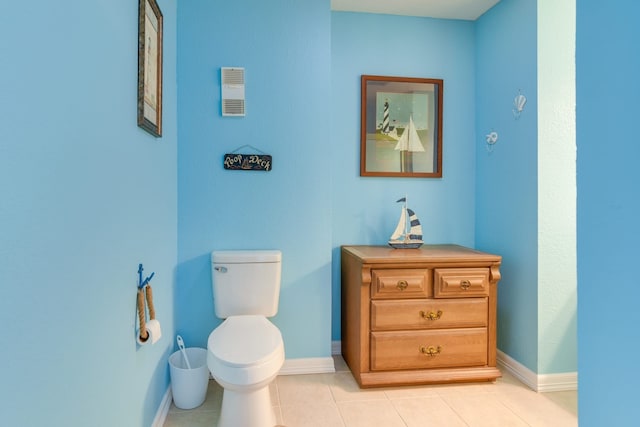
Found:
[497,349,578,392]
[279,357,336,375]
[151,386,172,427]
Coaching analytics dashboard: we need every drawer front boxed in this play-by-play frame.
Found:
[434,268,490,297]
[371,269,432,299]
[370,329,488,371]
[371,298,488,331]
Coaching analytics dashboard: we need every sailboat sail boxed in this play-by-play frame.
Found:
[390,207,407,241]
[389,197,423,249]
[394,116,425,152]
[406,208,423,240]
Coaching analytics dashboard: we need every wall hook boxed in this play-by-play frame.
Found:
[485,130,499,153]
[138,264,155,289]
[513,90,527,119]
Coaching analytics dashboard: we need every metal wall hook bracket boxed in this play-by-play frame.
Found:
[138,264,155,289]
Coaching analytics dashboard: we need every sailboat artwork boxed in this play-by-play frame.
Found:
[394,115,425,172]
[388,197,423,249]
[361,75,443,177]
[376,96,428,173]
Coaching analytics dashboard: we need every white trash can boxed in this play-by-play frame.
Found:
[169,347,209,409]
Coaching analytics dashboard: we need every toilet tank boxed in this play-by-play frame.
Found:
[211,250,282,318]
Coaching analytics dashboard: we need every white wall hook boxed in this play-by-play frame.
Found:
[486,131,499,144]
[485,131,499,153]
[513,92,527,119]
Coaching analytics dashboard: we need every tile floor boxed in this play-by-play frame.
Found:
[164,356,577,427]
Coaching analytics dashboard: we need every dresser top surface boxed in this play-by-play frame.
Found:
[342,244,501,264]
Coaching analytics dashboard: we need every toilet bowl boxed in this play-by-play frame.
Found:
[207,315,284,427]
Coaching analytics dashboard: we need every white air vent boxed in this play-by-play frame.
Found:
[221,67,245,116]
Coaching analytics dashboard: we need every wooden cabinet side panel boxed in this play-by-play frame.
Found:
[487,262,500,366]
[341,248,371,377]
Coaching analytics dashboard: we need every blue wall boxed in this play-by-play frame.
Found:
[475,0,539,372]
[177,0,332,359]
[0,1,178,425]
[331,12,477,340]
[577,1,640,424]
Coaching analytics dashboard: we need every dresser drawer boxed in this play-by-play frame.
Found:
[371,269,432,299]
[434,268,490,297]
[371,298,488,331]
[370,329,488,371]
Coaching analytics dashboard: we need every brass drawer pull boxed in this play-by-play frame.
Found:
[420,345,442,356]
[396,280,408,291]
[420,310,443,320]
[460,280,471,290]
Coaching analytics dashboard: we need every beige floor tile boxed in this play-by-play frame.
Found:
[200,380,223,412]
[337,400,406,427]
[276,373,334,406]
[498,386,578,426]
[280,402,346,427]
[164,365,577,427]
[383,383,441,399]
[391,396,468,427]
[442,393,529,427]
[542,390,578,416]
[488,376,522,392]
[495,370,526,386]
[168,380,222,414]
[332,355,350,372]
[325,371,388,402]
[163,409,219,427]
[432,380,500,397]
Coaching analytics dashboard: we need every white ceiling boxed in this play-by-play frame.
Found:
[331,0,501,21]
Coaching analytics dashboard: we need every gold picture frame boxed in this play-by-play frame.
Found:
[137,0,163,137]
[361,75,443,177]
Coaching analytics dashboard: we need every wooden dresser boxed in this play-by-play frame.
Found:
[341,245,502,388]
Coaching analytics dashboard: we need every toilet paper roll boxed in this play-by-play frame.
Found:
[137,319,162,345]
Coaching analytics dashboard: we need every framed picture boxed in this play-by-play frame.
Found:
[137,0,163,137]
[361,75,443,177]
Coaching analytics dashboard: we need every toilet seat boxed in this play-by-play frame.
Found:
[207,315,284,386]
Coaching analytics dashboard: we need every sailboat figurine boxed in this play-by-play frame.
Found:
[388,197,423,249]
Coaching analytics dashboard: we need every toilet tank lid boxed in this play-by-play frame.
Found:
[212,250,281,264]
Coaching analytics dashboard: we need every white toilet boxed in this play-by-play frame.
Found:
[207,250,285,427]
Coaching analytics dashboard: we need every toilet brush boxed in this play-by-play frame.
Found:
[176,335,192,369]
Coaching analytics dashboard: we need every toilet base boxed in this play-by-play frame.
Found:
[218,384,276,427]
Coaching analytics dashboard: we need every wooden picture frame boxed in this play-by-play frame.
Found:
[361,75,443,177]
[137,0,163,137]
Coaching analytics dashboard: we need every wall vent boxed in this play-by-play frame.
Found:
[221,67,245,116]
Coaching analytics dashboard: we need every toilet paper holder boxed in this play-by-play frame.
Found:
[136,264,161,345]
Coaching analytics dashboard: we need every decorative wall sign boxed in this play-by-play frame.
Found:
[137,0,163,137]
[223,146,272,171]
